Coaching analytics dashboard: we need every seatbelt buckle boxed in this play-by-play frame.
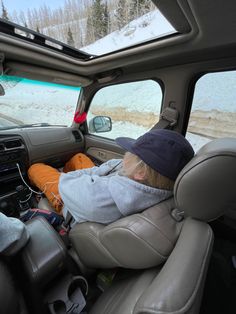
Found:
[160,107,179,127]
[60,222,70,234]
[60,211,74,233]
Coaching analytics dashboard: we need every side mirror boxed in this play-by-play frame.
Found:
[89,116,112,133]
[0,84,5,96]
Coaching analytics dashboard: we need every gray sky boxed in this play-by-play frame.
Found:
[3,0,66,14]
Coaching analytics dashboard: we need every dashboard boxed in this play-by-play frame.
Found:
[0,127,84,217]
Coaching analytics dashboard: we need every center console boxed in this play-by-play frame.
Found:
[0,135,30,217]
[0,135,89,313]
[20,216,87,314]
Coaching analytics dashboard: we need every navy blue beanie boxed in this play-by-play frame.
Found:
[116,129,194,181]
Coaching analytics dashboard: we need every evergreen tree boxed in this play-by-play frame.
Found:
[116,0,126,30]
[67,27,75,47]
[129,0,137,20]
[36,26,40,33]
[102,2,109,35]
[91,0,109,40]
[1,0,9,20]
[139,0,151,16]
[86,9,95,45]
[129,0,151,21]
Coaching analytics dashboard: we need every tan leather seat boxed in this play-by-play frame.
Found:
[89,218,212,314]
[69,137,236,314]
[69,197,181,269]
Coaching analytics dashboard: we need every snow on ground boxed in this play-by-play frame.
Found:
[193,71,236,112]
[0,10,235,154]
[0,79,81,126]
[91,80,162,113]
[103,119,211,152]
[186,132,211,152]
[82,9,175,55]
[0,73,221,153]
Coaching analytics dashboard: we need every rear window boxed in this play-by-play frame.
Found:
[187,71,236,151]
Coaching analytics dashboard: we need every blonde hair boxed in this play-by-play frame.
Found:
[121,152,174,190]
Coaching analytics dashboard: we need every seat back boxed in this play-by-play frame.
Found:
[70,137,236,271]
[89,218,213,314]
[89,137,236,314]
[69,197,182,269]
[174,137,236,220]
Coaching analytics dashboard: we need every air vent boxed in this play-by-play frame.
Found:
[4,139,22,149]
[72,130,82,142]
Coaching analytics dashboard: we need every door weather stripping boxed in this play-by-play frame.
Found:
[0,53,5,75]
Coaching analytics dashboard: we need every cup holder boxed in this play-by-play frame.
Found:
[68,276,88,301]
[46,275,87,314]
[52,300,66,314]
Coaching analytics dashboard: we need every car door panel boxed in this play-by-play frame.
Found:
[84,134,124,164]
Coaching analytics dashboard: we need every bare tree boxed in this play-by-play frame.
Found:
[67,26,75,46]
[1,0,9,20]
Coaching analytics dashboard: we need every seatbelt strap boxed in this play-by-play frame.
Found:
[61,211,73,233]
[151,107,179,130]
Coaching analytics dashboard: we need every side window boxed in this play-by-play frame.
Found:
[87,80,163,139]
[187,71,236,151]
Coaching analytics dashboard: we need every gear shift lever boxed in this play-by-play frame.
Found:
[15,185,31,211]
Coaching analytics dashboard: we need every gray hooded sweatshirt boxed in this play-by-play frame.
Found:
[59,159,172,224]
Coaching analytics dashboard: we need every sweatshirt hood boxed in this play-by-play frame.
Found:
[108,174,172,216]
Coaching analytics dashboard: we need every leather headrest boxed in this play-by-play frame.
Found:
[174,138,236,221]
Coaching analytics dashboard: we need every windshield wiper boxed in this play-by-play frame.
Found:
[20,123,66,128]
[0,123,66,130]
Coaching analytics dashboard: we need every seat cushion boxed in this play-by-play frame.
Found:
[70,198,182,269]
[89,218,213,314]
[89,268,160,314]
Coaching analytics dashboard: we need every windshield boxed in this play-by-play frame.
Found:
[2,0,176,57]
[0,75,81,129]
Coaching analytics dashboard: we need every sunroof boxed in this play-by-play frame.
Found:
[2,0,176,57]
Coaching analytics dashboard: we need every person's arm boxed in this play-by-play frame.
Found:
[0,213,29,256]
[59,167,122,224]
[64,159,122,178]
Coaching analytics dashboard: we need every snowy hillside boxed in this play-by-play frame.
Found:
[82,9,175,55]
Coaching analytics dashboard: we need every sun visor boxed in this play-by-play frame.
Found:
[152,0,191,33]
[5,62,93,87]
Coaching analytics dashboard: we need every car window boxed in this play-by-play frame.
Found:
[87,80,162,139]
[0,75,81,129]
[186,70,236,152]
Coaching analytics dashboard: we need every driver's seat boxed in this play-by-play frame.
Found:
[70,137,236,314]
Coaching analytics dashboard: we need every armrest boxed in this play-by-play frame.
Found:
[134,218,214,314]
[70,198,181,269]
[20,216,66,286]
